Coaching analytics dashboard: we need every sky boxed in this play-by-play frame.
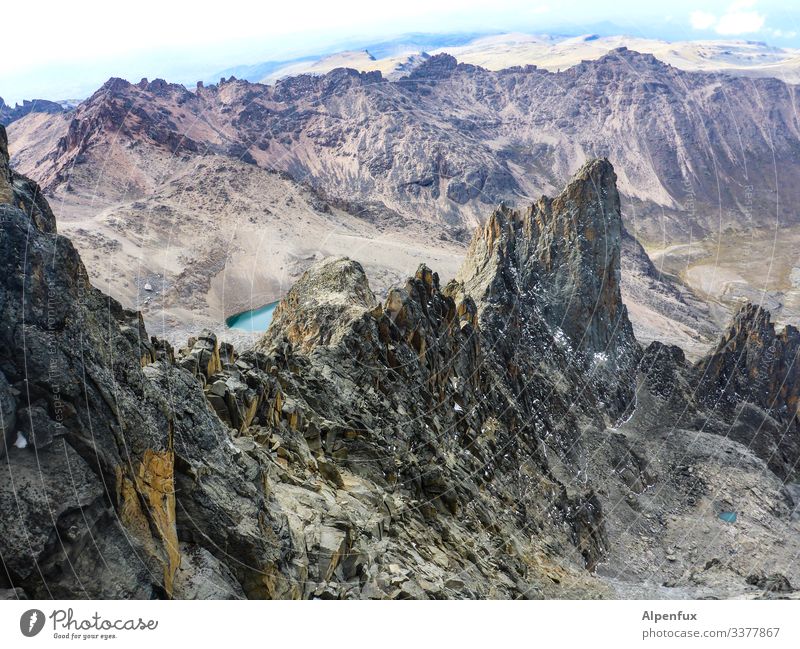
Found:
[2,0,799,104]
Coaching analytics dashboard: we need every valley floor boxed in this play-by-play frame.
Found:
[592,383,800,599]
[647,225,800,337]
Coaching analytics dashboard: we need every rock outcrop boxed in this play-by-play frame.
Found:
[1,125,178,597]
[635,305,800,482]
[257,257,379,353]
[0,125,55,233]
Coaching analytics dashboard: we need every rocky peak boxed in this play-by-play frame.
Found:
[97,76,133,95]
[257,256,378,354]
[0,125,11,203]
[459,159,636,357]
[406,53,461,80]
[326,67,383,88]
[249,243,610,581]
[136,78,180,94]
[48,78,199,189]
[697,302,800,411]
[454,158,639,419]
[566,47,676,88]
[694,302,800,478]
[453,203,521,304]
[0,96,66,126]
[272,68,383,102]
[534,159,633,353]
[597,47,669,71]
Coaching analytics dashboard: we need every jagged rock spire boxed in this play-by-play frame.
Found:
[458,159,632,352]
[0,125,13,204]
[532,159,632,355]
[694,303,800,477]
[456,158,640,420]
[697,302,800,413]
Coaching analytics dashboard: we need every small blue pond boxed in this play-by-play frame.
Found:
[226,301,279,332]
[719,511,738,523]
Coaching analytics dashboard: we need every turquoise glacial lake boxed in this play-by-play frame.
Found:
[718,511,737,523]
[226,301,279,332]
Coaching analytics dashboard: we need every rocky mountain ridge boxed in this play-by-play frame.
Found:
[2,132,800,599]
[0,96,69,127]
[226,33,800,86]
[15,50,782,354]
[13,48,800,242]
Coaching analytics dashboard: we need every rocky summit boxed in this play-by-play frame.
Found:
[1,122,800,599]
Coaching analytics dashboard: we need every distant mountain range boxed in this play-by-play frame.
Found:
[206,31,486,85]
[208,32,800,85]
[5,31,800,121]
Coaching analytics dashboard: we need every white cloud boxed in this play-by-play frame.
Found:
[0,0,550,76]
[689,1,766,35]
[690,11,717,30]
[715,10,765,34]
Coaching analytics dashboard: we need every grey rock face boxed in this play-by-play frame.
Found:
[142,362,301,598]
[694,303,800,479]
[0,125,56,233]
[258,257,378,354]
[1,126,177,597]
[0,370,16,457]
[173,544,246,600]
[454,159,639,421]
[639,317,800,482]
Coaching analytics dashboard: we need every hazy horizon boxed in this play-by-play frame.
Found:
[3,0,800,104]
